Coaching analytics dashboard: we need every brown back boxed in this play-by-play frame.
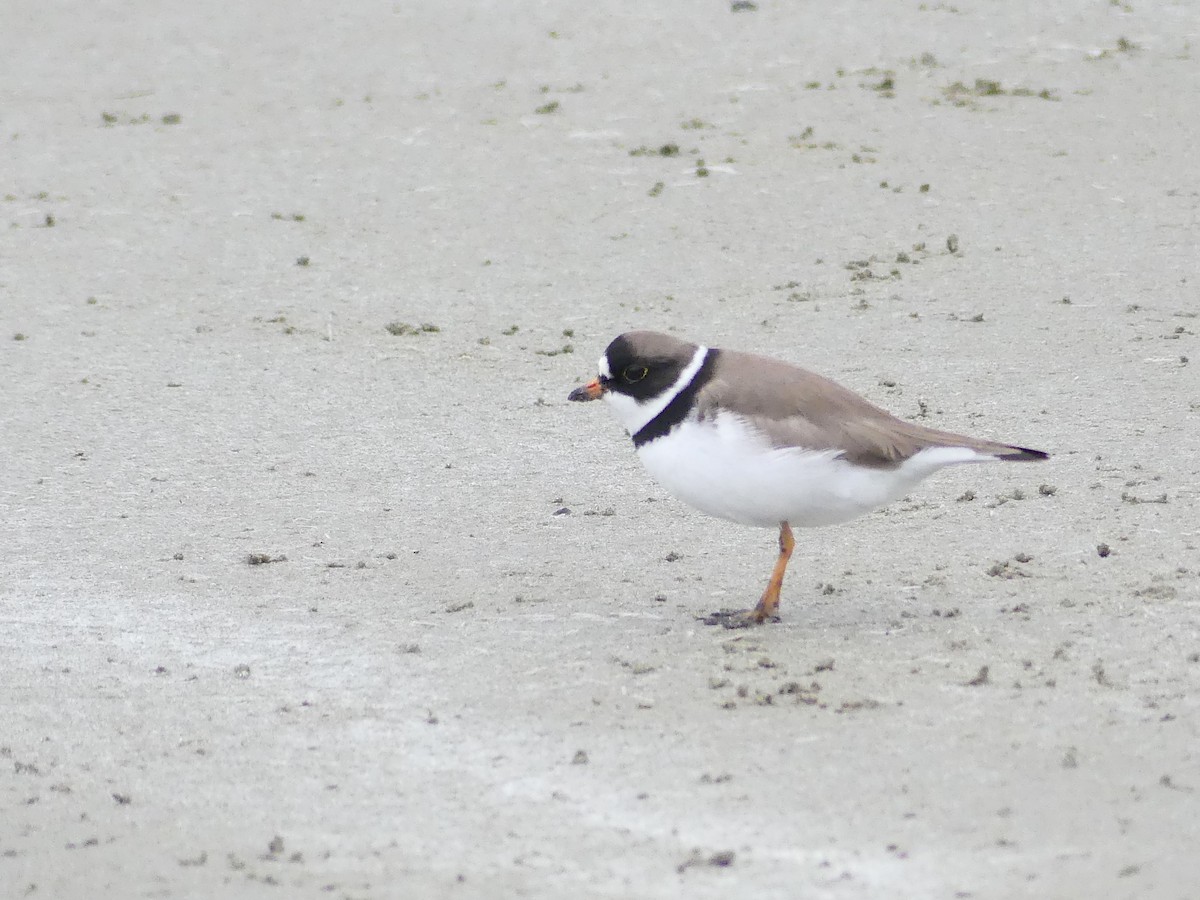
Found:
[697,349,1036,468]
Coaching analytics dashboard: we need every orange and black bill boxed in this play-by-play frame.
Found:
[568,379,604,402]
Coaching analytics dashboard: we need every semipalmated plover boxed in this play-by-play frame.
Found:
[568,331,1047,627]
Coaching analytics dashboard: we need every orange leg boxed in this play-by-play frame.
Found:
[702,521,794,628]
[749,521,794,622]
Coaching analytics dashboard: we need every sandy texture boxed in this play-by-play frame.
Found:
[3,1,1199,897]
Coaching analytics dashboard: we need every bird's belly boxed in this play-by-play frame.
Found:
[636,417,919,528]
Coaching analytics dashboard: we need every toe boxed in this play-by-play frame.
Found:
[699,609,780,629]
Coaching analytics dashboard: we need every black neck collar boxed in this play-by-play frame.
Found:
[632,348,718,448]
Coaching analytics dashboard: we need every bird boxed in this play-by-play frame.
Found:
[567,331,1048,627]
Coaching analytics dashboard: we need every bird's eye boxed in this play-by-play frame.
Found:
[623,365,649,382]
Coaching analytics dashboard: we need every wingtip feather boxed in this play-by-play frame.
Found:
[998,445,1049,461]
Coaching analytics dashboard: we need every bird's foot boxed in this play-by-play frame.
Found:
[699,608,781,629]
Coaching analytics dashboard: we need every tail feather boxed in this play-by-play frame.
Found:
[912,423,1049,463]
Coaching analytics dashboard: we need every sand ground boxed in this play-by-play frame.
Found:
[3,2,1199,898]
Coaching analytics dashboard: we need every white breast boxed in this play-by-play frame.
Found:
[635,412,988,528]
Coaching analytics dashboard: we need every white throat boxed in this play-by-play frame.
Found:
[602,345,709,436]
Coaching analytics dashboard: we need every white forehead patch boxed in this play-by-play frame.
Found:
[598,354,612,379]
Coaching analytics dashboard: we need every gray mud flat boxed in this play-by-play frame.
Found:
[2,2,1198,898]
